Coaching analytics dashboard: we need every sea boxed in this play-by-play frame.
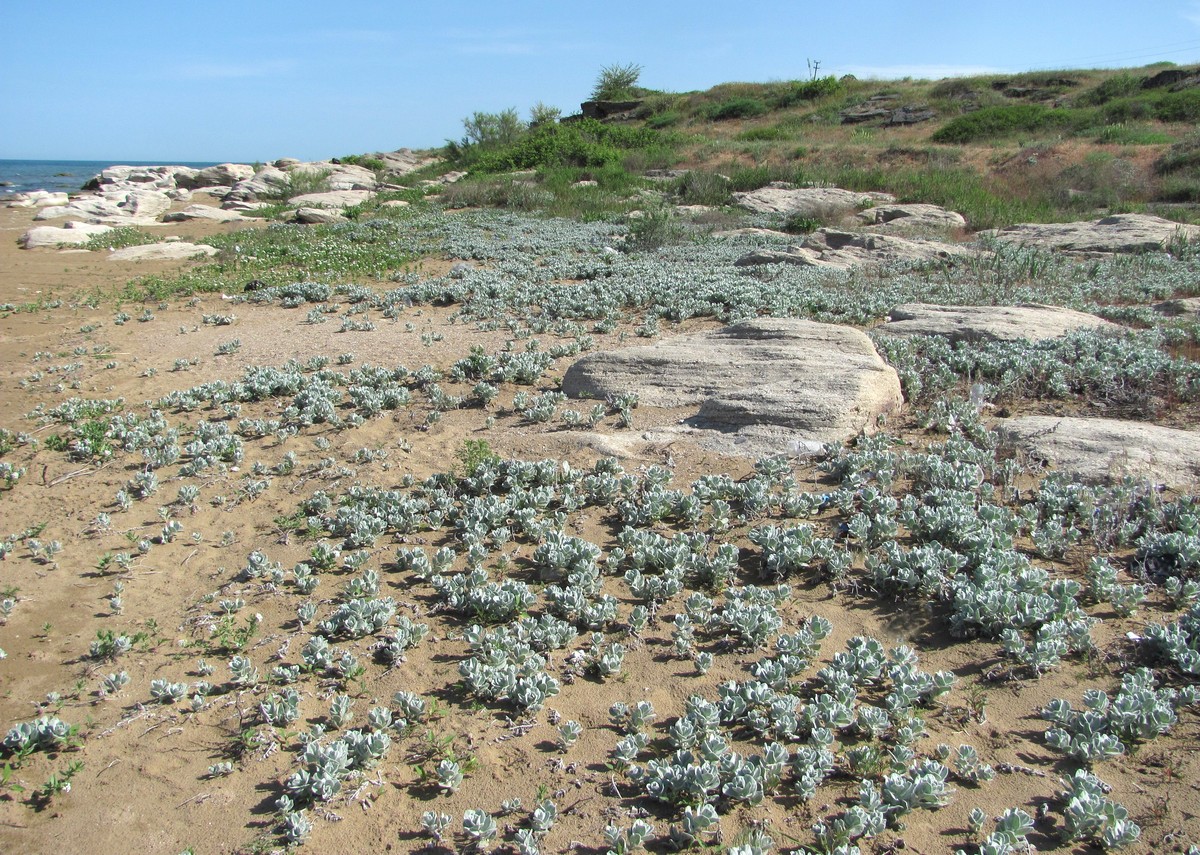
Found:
[0,159,221,197]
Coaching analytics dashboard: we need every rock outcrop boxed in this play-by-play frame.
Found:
[997,416,1200,490]
[292,207,346,224]
[562,318,903,456]
[34,189,173,224]
[733,184,895,218]
[735,228,974,270]
[877,303,1117,342]
[856,203,966,232]
[983,214,1200,254]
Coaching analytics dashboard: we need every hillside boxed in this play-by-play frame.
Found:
[400,62,1200,231]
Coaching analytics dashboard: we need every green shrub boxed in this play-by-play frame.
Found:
[783,213,822,234]
[468,119,671,173]
[932,104,1062,143]
[1156,89,1200,122]
[772,76,842,108]
[1156,133,1200,175]
[702,97,770,121]
[674,171,732,206]
[645,111,681,129]
[1076,73,1145,106]
[338,155,387,171]
[1158,174,1200,203]
[591,63,643,101]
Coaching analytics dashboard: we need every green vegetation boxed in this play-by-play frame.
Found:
[590,62,643,101]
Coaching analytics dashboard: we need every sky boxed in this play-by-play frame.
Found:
[5,0,1200,163]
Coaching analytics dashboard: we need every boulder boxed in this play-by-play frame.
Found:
[735,228,974,270]
[107,242,219,262]
[19,221,113,248]
[177,163,255,189]
[82,165,196,192]
[286,190,373,209]
[223,166,291,205]
[733,184,895,217]
[982,214,1200,254]
[292,207,345,224]
[562,318,903,457]
[856,203,967,232]
[996,416,1200,490]
[162,204,248,223]
[5,190,69,208]
[877,303,1117,343]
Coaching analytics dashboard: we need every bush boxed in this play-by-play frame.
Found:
[772,76,842,108]
[674,171,731,206]
[1076,74,1145,106]
[468,119,670,173]
[645,111,681,130]
[1155,133,1200,174]
[702,97,770,121]
[591,63,643,101]
[932,104,1062,143]
[1156,89,1200,122]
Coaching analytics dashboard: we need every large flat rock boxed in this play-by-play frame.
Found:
[983,213,1200,254]
[19,221,113,248]
[562,318,902,456]
[733,185,895,217]
[878,303,1118,343]
[735,228,974,270]
[107,242,219,262]
[286,190,374,209]
[162,204,247,223]
[856,203,966,232]
[997,416,1200,490]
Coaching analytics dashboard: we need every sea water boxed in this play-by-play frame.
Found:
[0,159,220,196]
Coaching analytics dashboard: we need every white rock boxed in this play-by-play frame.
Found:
[735,228,975,270]
[982,213,1200,254]
[107,242,219,262]
[996,416,1200,490]
[562,318,902,457]
[19,221,113,248]
[292,207,345,224]
[287,190,373,209]
[878,303,1118,342]
[856,203,967,232]
[162,204,248,223]
[733,184,895,217]
[5,190,69,208]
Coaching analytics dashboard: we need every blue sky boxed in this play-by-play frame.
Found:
[5,0,1200,162]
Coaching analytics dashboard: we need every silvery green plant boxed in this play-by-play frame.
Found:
[260,689,301,727]
[1042,667,1192,762]
[2,716,74,754]
[150,679,187,704]
[462,808,497,848]
[420,810,452,842]
[1057,769,1140,849]
[604,819,654,855]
